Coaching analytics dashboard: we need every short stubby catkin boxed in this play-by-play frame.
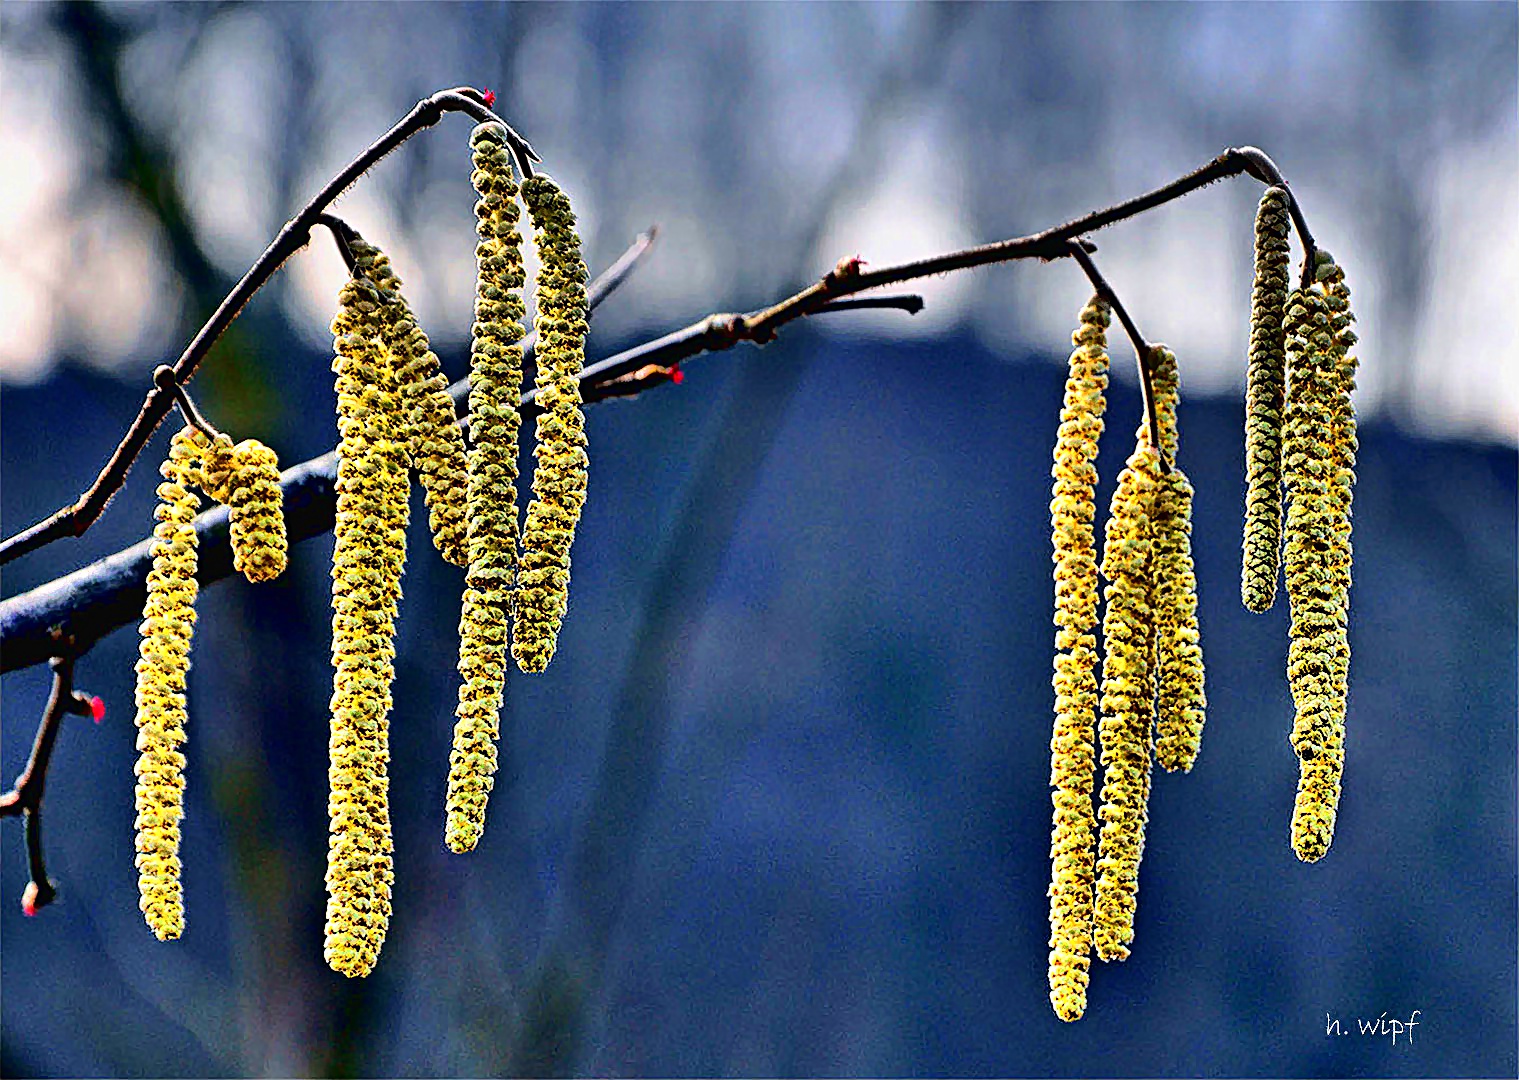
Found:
[349,235,471,568]
[446,121,528,854]
[1046,294,1109,1022]
[325,274,409,976]
[1092,442,1161,962]
[132,427,205,941]
[224,439,287,583]
[1241,186,1292,613]
[1283,251,1357,863]
[512,173,590,675]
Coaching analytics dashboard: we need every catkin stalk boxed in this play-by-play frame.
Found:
[1046,295,1109,1022]
[446,121,527,853]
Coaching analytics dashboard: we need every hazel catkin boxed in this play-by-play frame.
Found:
[1045,295,1109,1022]
[348,235,472,568]
[446,121,528,854]
[224,439,287,583]
[132,427,205,941]
[1241,186,1292,613]
[512,172,591,675]
[325,273,409,976]
[1145,346,1207,772]
[1283,251,1357,862]
[1092,441,1161,963]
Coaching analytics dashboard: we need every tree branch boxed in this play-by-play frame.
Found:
[1,144,1320,672]
[1,229,657,675]
[1065,242,1165,470]
[0,638,100,915]
[0,87,533,567]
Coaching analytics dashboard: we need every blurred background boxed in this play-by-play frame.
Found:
[1,2,1514,1077]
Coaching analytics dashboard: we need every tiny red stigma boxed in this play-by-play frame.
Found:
[669,366,685,385]
[481,88,496,108]
[90,696,106,723]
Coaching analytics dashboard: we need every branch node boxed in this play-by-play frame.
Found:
[154,366,225,442]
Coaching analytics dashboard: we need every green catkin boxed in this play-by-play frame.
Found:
[325,274,409,976]
[1147,347,1207,772]
[512,173,590,675]
[1092,440,1161,963]
[224,439,288,583]
[1284,252,1357,862]
[348,236,472,567]
[132,427,205,941]
[1241,187,1293,613]
[446,122,528,854]
[1046,295,1109,1022]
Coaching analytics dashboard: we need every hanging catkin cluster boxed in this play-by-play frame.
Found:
[1282,251,1358,862]
[446,121,528,854]
[1241,186,1292,612]
[512,173,590,674]
[1045,295,1109,1022]
[325,273,409,977]
[1050,332,1208,1014]
[131,423,289,942]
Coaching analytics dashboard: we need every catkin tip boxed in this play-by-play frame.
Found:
[226,439,288,583]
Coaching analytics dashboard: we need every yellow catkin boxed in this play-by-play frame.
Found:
[348,235,471,567]
[223,439,287,583]
[1045,295,1109,1022]
[325,273,409,976]
[1147,347,1207,772]
[1092,440,1161,962]
[512,173,590,675]
[1241,186,1292,613]
[446,121,527,853]
[1284,251,1356,862]
[132,427,205,941]
[192,430,237,504]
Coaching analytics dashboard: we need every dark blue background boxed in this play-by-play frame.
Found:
[3,326,1514,1077]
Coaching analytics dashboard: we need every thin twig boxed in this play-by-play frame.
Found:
[814,295,925,315]
[1231,145,1318,288]
[0,638,98,915]
[0,87,532,567]
[1066,242,1166,471]
[317,214,360,274]
[154,366,225,442]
